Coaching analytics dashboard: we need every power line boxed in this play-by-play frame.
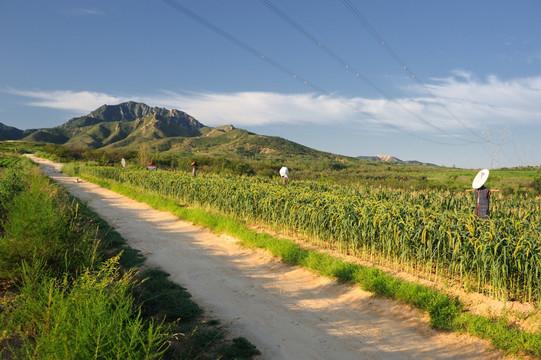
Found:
[258,0,479,145]
[160,0,479,146]
[340,0,486,145]
[160,0,324,94]
[482,128,509,168]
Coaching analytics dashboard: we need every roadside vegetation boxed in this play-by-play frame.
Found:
[0,155,260,359]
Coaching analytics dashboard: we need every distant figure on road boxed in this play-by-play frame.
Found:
[147,161,157,171]
[191,161,198,177]
[472,169,498,219]
[279,166,289,186]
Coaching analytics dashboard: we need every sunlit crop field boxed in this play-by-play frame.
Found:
[79,166,541,303]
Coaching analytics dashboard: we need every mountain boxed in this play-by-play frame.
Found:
[357,155,436,166]
[1,101,433,165]
[18,102,205,148]
[0,102,315,159]
[0,123,24,140]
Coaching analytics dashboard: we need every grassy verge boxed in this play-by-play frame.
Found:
[0,159,260,359]
[72,171,541,358]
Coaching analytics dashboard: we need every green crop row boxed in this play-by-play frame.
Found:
[74,166,541,304]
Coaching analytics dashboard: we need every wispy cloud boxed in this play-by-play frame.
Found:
[5,89,129,113]
[59,8,103,16]
[6,73,541,139]
[147,91,359,127]
[420,73,541,129]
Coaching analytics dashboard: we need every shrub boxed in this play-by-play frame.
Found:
[531,176,541,195]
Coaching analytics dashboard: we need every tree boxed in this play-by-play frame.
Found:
[137,143,152,167]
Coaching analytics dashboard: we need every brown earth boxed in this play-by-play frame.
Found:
[28,155,518,360]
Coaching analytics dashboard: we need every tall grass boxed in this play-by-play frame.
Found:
[2,257,169,359]
[0,158,261,359]
[0,160,171,359]
[0,163,100,280]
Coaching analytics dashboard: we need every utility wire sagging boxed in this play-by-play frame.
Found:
[160,0,522,164]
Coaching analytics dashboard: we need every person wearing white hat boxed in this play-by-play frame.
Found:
[279,166,289,186]
[472,169,497,219]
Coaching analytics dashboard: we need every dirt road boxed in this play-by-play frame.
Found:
[29,156,505,360]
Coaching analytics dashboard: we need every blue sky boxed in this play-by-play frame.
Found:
[1,0,540,169]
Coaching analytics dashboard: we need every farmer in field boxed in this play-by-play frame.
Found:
[147,161,157,171]
[191,161,198,177]
[279,166,289,186]
[472,169,498,219]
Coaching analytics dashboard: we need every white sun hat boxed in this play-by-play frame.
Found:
[472,169,490,189]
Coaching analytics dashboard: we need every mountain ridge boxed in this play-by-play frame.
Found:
[0,101,434,165]
[357,155,436,166]
[4,102,205,148]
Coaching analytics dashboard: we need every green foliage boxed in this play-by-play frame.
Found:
[0,141,47,154]
[97,154,109,166]
[0,161,29,223]
[0,157,21,168]
[454,313,541,357]
[117,247,146,268]
[531,175,541,195]
[76,165,541,303]
[1,257,170,359]
[40,143,83,161]
[0,167,100,280]
[219,337,261,360]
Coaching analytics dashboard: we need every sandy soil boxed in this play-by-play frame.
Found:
[28,155,510,360]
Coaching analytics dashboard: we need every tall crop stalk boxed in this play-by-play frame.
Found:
[74,165,541,303]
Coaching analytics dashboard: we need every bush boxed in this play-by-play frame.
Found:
[531,176,541,195]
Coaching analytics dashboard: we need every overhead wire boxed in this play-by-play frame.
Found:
[160,0,479,146]
[257,0,479,145]
[160,0,325,94]
[340,0,487,146]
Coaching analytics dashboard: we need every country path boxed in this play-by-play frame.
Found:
[28,155,506,360]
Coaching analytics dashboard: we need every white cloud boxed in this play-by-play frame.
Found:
[420,73,541,130]
[5,89,130,113]
[6,72,541,140]
[146,91,359,127]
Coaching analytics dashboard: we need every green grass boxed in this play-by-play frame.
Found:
[1,257,170,359]
[0,162,171,359]
[0,158,260,360]
[0,162,100,280]
[72,172,541,358]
